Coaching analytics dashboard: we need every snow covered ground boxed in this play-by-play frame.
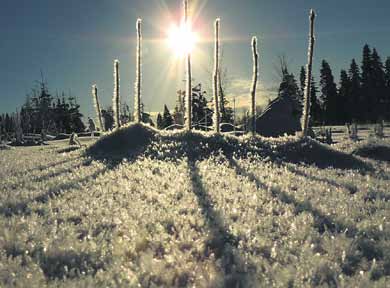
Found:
[0,124,389,287]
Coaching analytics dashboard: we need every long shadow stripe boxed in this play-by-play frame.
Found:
[187,159,256,287]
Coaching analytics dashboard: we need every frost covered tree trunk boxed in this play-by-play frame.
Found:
[213,18,221,133]
[134,18,142,123]
[301,10,316,137]
[113,60,121,129]
[184,0,192,130]
[92,84,104,132]
[250,36,259,135]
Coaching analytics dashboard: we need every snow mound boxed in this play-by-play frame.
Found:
[86,124,369,169]
[0,143,12,150]
[352,141,390,162]
[275,137,370,169]
[86,123,157,161]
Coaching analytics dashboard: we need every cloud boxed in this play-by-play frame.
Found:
[225,79,278,110]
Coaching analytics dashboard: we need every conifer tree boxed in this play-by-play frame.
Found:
[157,113,163,129]
[348,59,361,121]
[309,77,321,125]
[361,44,374,121]
[299,66,306,100]
[162,105,174,128]
[385,57,390,88]
[371,48,386,119]
[0,115,3,141]
[101,108,115,131]
[278,63,301,119]
[191,83,211,129]
[338,70,351,123]
[319,60,338,124]
[385,57,390,120]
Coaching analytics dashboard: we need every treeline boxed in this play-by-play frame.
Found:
[99,103,153,131]
[157,44,390,131]
[156,83,234,131]
[299,44,390,125]
[0,81,85,137]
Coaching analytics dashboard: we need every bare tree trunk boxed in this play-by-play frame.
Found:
[184,0,192,130]
[113,60,121,129]
[250,37,259,135]
[301,10,316,137]
[92,84,104,132]
[134,19,142,123]
[213,18,221,133]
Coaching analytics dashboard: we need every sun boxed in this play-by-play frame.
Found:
[167,22,198,58]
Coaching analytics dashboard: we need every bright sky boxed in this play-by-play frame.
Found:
[1,0,389,118]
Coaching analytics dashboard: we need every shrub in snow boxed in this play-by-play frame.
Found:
[13,111,23,144]
[325,128,332,144]
[301,10,316,137]
[347,122,358,141]
[250,36,259,135]
[92,84,104,132]
[134,19,142,123]
[69,132,81,146]
[113,60,121,129]
[213,18,221,133]
[374,120,384,138]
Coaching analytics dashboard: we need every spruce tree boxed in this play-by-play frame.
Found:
[162,105,173,129]
[385,57,390,120]
[371,48,386,119]
[277,65,301,121]
[310,77,321,125]
[361,44,374,122]
[385,57,390,88]
[348,59,361,122]
[191,83,211,129]
[101,108,115,131]
[278,70,300,99]
[298,65,305,120]
[338,70,351,123]
[319,60,339,124]
[157,113,163,129]
[299,66,306,99]
[0,115,3,139]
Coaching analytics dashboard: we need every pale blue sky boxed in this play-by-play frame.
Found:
[1,0,389,117]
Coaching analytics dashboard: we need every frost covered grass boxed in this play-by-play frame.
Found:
[0,125,389,287]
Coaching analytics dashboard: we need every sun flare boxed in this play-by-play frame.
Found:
[167,23,198,57]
